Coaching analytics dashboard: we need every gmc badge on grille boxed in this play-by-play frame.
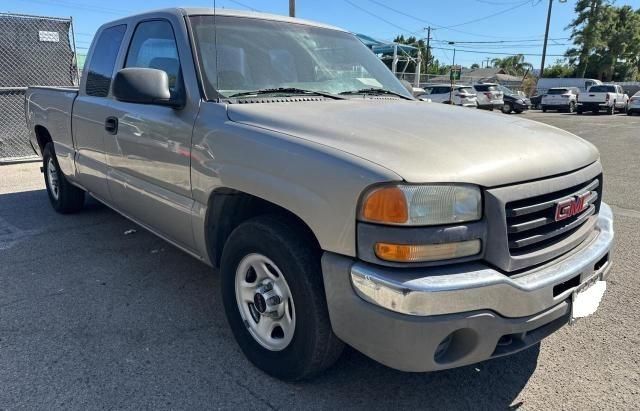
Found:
[555,192,591,222]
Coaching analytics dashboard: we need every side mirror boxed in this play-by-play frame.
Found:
[113,68,182,108]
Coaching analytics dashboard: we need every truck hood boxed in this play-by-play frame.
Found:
[226,99,599,187]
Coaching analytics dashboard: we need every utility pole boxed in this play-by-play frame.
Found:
[449,43,456,103]
[289,0,295,17]
[540,0,553,78]
[424,26,433,75]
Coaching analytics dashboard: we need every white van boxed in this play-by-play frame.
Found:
[536,78,602,95]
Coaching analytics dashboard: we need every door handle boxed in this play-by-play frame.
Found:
[105,116,118,135]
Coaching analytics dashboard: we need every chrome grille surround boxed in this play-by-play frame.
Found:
[484,161,603,272]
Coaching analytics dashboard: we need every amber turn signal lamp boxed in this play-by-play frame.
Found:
[361,187,408,224]
[374,240,481,263]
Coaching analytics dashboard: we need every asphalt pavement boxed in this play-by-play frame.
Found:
[1,110,639,409]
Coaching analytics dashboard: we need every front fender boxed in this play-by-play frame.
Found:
[190,102,400,257]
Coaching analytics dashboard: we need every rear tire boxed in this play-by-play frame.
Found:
[43,143,85,214]
[542,106,547,113]
[607,103,614,115]
[220,214,344,381]
[568,101,576,113]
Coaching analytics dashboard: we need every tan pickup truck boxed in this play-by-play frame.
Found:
[25,8,614,380]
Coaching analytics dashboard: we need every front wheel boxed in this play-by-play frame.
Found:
[220,214,344,381]
[43,143,85,213]
[501,103,512,114]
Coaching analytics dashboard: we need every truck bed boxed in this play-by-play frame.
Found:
[25,86,78,160]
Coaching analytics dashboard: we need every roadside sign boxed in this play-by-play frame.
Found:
[450,66,461,81]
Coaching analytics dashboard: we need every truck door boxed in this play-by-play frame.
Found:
[72,24,127,201]
[105,18,200,251]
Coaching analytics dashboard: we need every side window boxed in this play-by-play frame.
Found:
[85,25,127,97]
[125,20,181,94]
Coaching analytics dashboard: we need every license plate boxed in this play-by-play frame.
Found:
[570,272,606,324]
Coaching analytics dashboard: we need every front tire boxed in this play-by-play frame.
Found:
[501,103,512,114]
[43,143,84,213]
[220,214,344,381]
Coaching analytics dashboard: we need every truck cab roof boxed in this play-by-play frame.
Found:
[101,7,345,32]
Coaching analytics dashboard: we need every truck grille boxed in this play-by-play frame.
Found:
[505,176,601,255]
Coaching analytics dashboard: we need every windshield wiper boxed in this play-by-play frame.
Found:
[227,87,345,100]
[339,88,413,100]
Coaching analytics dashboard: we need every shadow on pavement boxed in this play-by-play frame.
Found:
[0,188,538,409]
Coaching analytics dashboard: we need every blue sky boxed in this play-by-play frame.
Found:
[4,0,640,68]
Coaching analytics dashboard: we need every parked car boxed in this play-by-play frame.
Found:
[627,91,640,115]
[541,87,580,113]
[536,78,601,96]
[530,93,543,110]
[473,83,504,110]
[420,84,478,107]
[497,85,530,114]
[25,7,614,381]
[577,84,629,115]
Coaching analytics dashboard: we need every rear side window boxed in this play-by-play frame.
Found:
[85,25,127,97]
[125,20,181,93]
[589,85,616,93]
[474,84,497,92]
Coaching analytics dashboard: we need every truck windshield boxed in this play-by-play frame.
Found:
[188,15,412,99]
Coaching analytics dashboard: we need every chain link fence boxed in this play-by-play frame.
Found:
[0,13,78,163]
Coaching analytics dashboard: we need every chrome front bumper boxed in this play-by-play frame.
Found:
[351,203,614,318]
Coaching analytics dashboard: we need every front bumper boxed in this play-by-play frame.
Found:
[321,203,614,372]
[512,102,530,111]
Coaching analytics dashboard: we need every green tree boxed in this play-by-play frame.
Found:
[566,0,612,78]
[470,63,480,69]
[544,59,575,78]
[491,54,533,75]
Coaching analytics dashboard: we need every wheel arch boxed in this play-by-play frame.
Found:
[204,187,321,268]
[34,125,53,155]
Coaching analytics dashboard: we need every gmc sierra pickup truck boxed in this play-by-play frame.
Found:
[25,8,614,381]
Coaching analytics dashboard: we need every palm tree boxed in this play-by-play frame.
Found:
[491,54,533,76]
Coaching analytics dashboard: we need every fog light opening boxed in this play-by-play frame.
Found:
[434,333,453,361]
[433,328,479,364]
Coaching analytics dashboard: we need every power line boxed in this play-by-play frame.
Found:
[227,0,260,12]
[430,45,566,57]
[444,0,532,29]
[365,0,544,39]
[344,0,423,36]
[434,37,569,44]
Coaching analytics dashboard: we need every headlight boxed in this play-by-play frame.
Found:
[359,184,482,226]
